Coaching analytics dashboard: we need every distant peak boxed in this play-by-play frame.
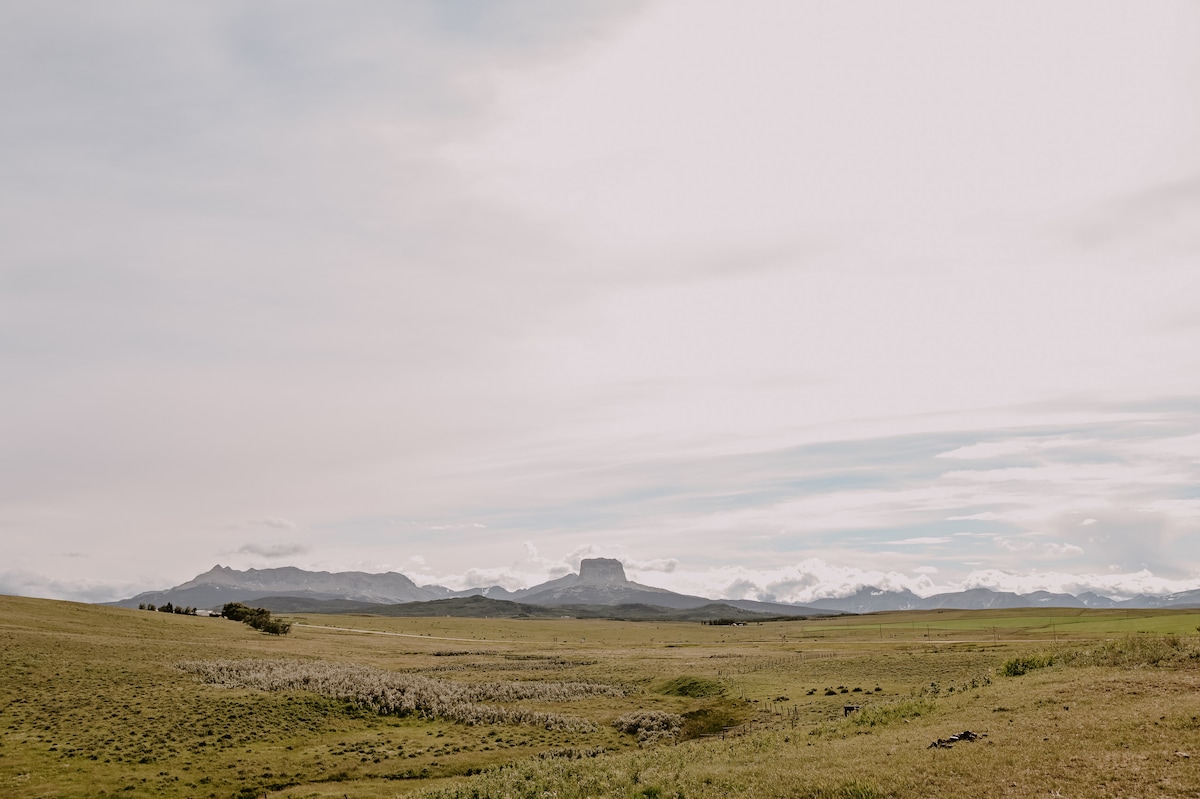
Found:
[578,557,628,585]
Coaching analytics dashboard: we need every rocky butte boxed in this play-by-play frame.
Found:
[107,558,1200,613]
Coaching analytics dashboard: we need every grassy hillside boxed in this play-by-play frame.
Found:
[2,595,1199,798]
[256,594,794,622]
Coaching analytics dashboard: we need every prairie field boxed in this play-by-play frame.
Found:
[2,595,1199,798]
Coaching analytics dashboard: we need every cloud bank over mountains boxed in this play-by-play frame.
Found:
[3,2,1199,603]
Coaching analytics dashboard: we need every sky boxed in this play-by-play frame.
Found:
[3,1,1200,605]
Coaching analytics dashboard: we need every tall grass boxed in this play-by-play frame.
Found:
[998,636,1200,675]
[1060,635,1200,668]
[613,710,685,745]
[999,652,1056,677]
[847,698,935,728]
[413,734,889,799]
[658,676,725,698]
[177,658,623,731]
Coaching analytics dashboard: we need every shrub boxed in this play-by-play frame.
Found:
[680,706,742,739]
[658,676,725,698]
[178,658,614,730]
[1060,636,1200,668]
[1000,652,1055,677]
[848,699,935,728]
[250,617,292,636]
[220,602,254,621]
[220,603,291,635]
[613,711,684,745]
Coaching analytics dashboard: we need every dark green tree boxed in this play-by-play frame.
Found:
[221,602,291,635]
[221,602,253,621]
[252,617,293,636]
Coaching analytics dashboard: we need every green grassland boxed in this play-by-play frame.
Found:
[2,596,1200,798]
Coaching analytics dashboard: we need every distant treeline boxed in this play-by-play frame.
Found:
[219,602,292,636]
[138,602,198,615]
[702,619,749,626]
[136,600,292,635]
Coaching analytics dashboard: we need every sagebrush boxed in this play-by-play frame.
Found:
[178,658,624,730]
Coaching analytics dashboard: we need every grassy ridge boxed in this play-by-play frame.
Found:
[2,595,1199,798]
[260,595,794,622]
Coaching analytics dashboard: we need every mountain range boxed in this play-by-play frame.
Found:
[804,585,1200,613]
[110,558,832,617]
[109,559,1200,615]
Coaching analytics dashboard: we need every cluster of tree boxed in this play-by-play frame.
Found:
[220,602,292,636]
[700,618,773,625]
[138,602,198,615]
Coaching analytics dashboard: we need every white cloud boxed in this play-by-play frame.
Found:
[636,559,939,604]
[960,568,1200,600]
[993,536,1037,553]
[625,557,678,574]
[248,518,297,530]
[0,569,143,604]
[1129,433,1200,462]
[3,1,1200,600]
[936,438,1092,460]
[941,463,1189,486]
[237,543,309,559]
[1137,499,1200,518]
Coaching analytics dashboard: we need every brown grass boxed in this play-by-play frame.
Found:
[2,595,1199,798]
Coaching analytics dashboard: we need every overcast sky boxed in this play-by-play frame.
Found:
[4,1,1200,604]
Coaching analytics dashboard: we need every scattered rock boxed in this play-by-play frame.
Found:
[928,730,986,749]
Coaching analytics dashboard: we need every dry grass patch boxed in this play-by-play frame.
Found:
[6,597,1200,799]
[1060,634,1200,668]
[613,711,685,746]
[178,658,621,730]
